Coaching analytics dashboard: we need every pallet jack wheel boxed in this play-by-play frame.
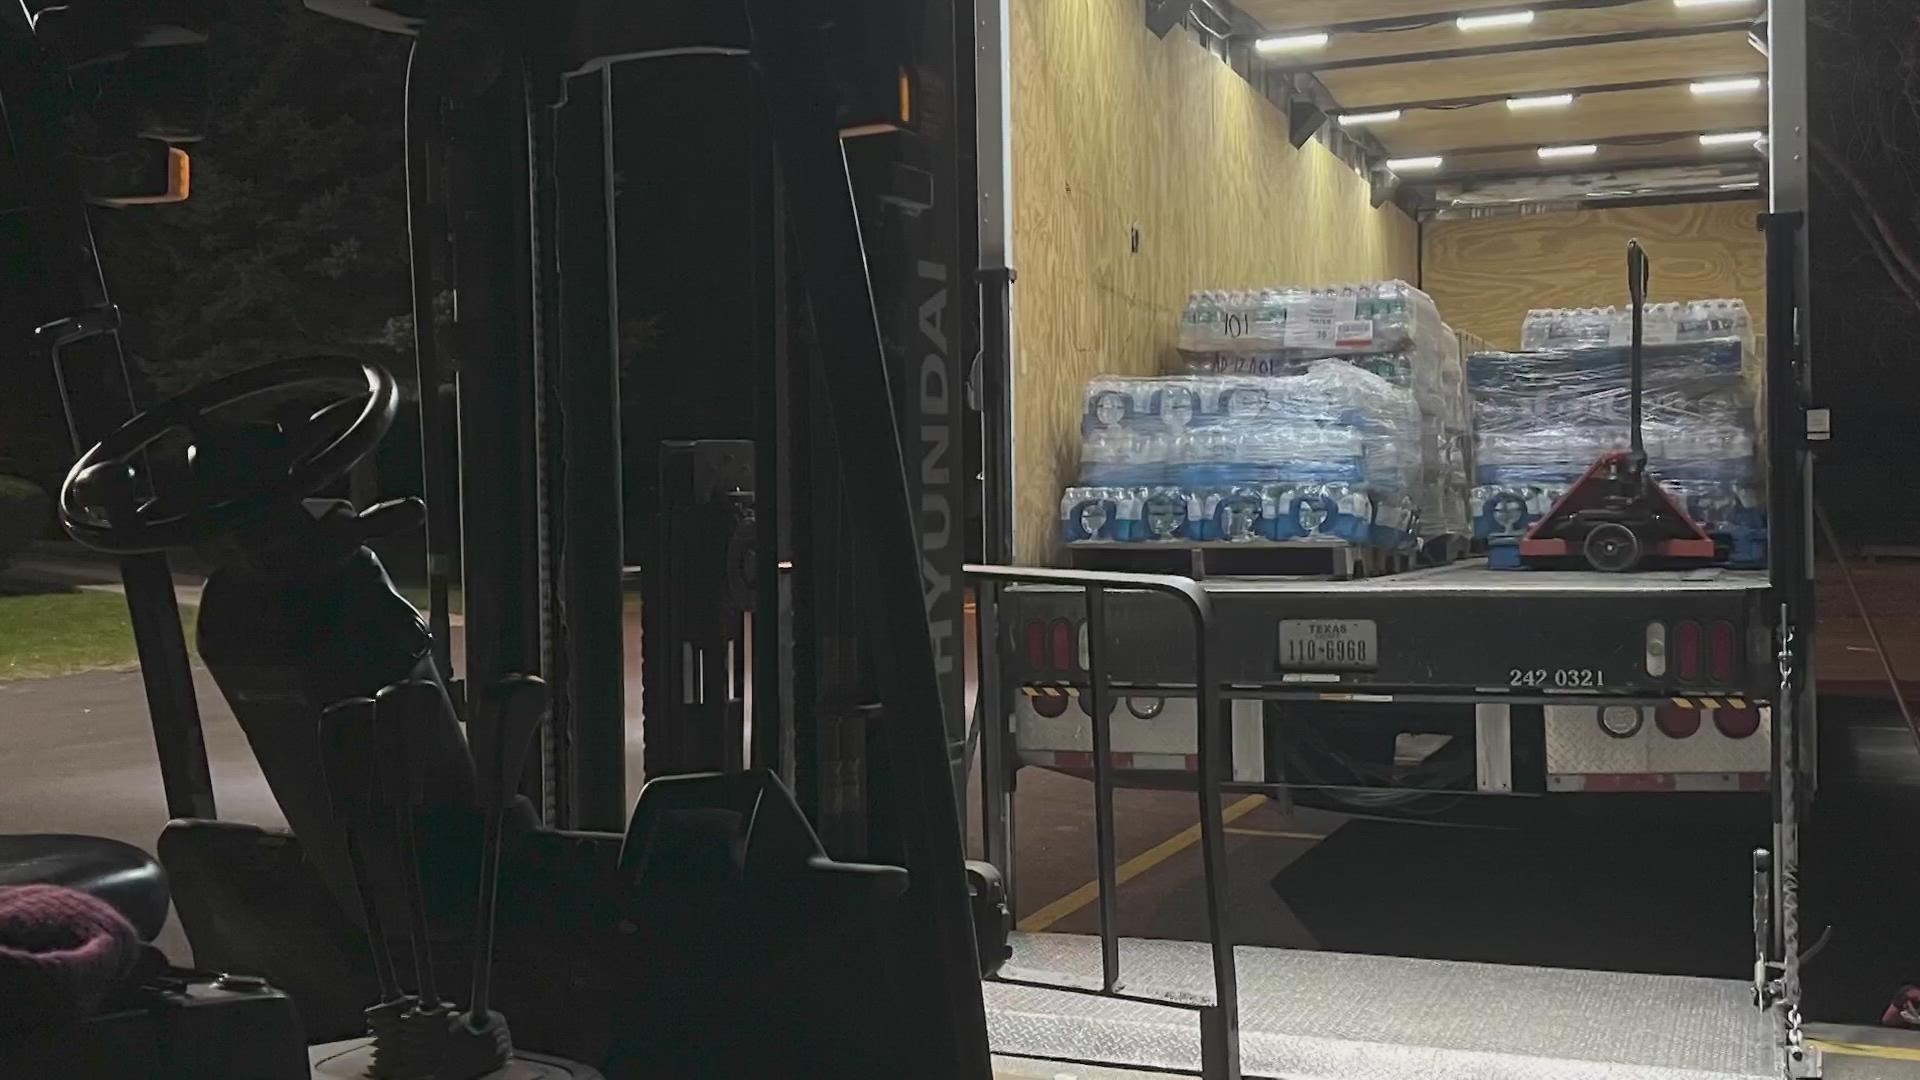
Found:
[1583,522,1642,573]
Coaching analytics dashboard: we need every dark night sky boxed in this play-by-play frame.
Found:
[1806,0,1920,544]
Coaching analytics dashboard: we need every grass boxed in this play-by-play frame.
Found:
[0,589,196,683]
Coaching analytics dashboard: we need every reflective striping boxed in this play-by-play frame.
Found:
[1549,771,1769,793]
[1665,696,1753,710]
[1020,685,1073,698]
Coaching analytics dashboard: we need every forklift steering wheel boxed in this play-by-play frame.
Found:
[59,356,398,554]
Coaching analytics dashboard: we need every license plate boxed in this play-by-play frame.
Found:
[1278,619,1377,670]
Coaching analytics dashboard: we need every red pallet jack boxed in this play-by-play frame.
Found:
[1517,240,1718,573]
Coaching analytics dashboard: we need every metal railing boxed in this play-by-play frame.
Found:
[966,563,1242,1080]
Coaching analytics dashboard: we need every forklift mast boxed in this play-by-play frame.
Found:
[332,0,994,1074]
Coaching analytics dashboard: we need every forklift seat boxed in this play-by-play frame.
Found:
[0,835,170,942]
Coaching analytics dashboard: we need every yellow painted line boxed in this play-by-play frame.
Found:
[1808,1039,1920,1062]
[1226,827,1327,842]
[1017,796,1267,933]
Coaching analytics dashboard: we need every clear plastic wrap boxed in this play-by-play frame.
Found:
[1177,279,1447,359]
[1519,299,1754,356]
[1166,279,1469,541]
[1065,364,1431,548]
[1466,338,1766,566]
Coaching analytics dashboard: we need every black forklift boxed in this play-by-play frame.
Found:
[0,1,1005,1076]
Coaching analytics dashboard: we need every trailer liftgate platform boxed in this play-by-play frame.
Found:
[986,932,1778,1080]
[971,563,1799,1080]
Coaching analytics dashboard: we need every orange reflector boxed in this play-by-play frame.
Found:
[101,147,190,207]
[899,68,912,124]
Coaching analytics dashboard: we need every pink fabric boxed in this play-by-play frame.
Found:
[0,884,141,1027]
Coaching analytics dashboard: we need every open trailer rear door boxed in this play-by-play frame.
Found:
[973,1,1824,1076]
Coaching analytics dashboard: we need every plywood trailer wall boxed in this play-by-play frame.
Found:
[1422,200,1768,350]
[1009,0,1420,563]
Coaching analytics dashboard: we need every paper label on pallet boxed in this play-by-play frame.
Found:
[1333,320,1374,347]
[1284,295,1359,349]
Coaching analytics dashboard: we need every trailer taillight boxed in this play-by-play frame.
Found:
[1600,705,1643,738]
[1024,620,1046,669]
[1645,621,1668,677]
[1031,692,1070,718]
[1050,619,1074,671]
[1714,706,1761,739]
[1674,621,1702,682]
[1655,705,1700,739]
[1708,621,1736,683]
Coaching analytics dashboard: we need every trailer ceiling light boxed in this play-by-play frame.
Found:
[1256,31,1330,53]
[1537,143,1599,159]
[1720,180,1761,189]
[1690,76,1764,95]
[1339,110,1403,126]
[1699,130,1765,146]
[1385,156,1444,171]
[1457,10,1535,30]
[1507,92,1574,110]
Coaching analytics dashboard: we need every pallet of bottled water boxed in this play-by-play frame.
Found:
[1177,280,1448,360]
[1467,335,1766,569]
[1056,369,1443,577]
[1169,279,1471,545]
[1520,299,1753,353]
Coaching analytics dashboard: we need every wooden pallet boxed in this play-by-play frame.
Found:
[1064,539,1420,580]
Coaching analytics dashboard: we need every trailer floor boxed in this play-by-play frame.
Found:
[986,931,1780,1080]
[1196,559,1770,595]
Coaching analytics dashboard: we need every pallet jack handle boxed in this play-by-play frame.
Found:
[1627,238,1650,471]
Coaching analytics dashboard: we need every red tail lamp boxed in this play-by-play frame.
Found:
[1674,621,1702,681]
[1654,705,1701,739]
[1708,621,1736,683]
[1050,619,1074,672]
[1714,706,1761,739]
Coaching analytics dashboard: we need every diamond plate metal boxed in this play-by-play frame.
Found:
[1015,697,1268,781]
[987,932,1777,1080]
[1545,704,1772,777]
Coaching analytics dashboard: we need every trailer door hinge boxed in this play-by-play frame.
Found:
[1804,408,1831,442]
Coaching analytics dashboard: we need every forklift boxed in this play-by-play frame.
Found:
[0,0,1004,1076]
